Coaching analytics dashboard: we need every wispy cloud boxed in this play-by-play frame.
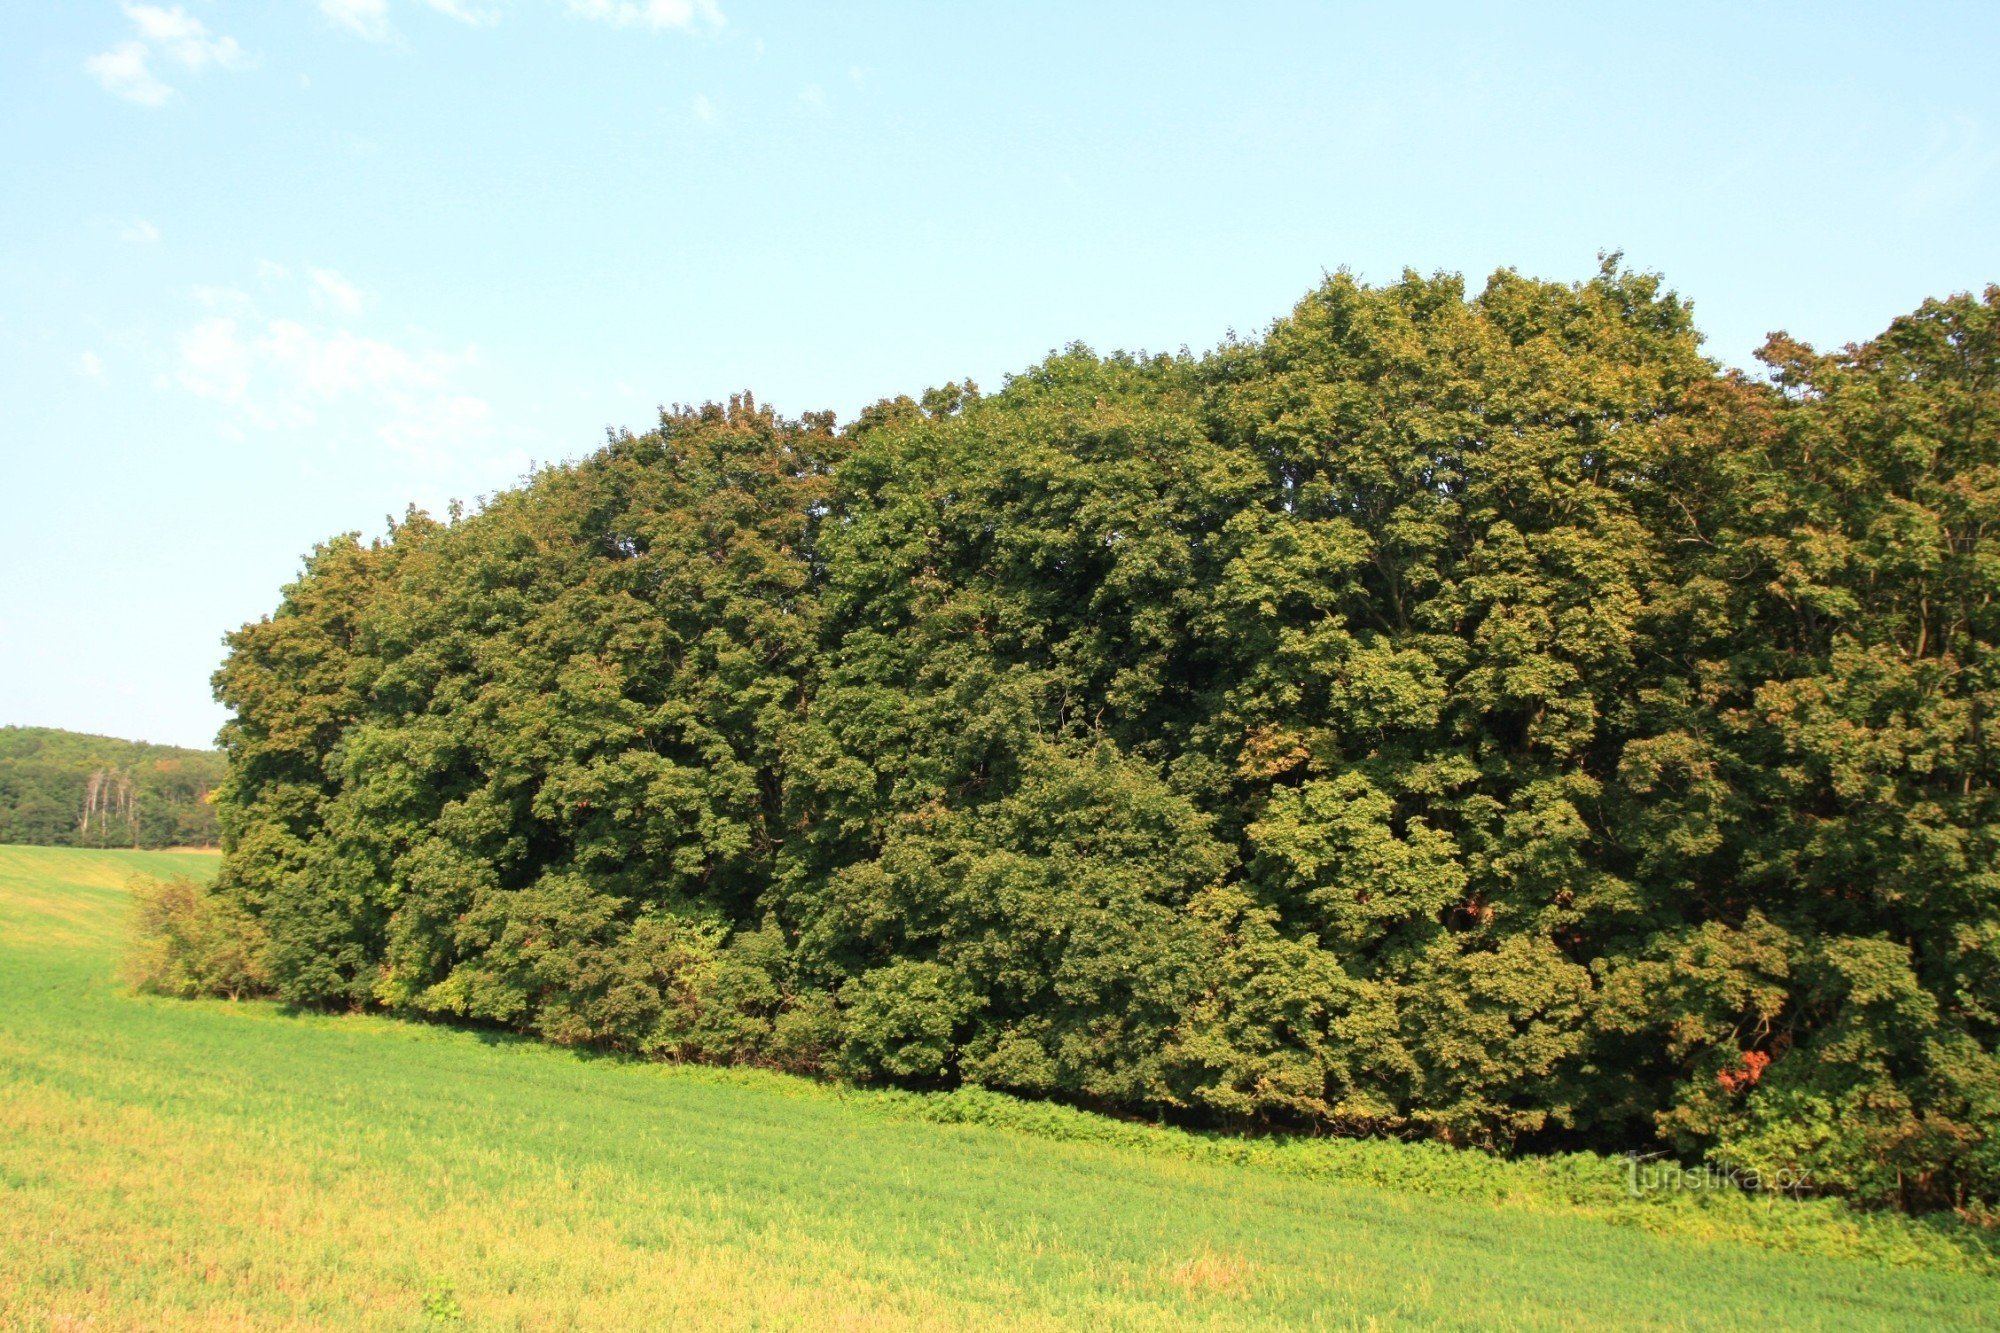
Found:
[421,0,502,24]
[166,265,496,472]
[80,351,107,382]
[566,0,721,31]
[692,93,715,123]
[308,267,369,316]
[86,4,249,105]
[321,0,720,44]
[320,0,394,42]
[1895,115,2000,219]
[120,218,161,244]
[380,391,494,461]
[85,43,173,106]
[191,284,259,316]
[175,316,253,405]
[125,4,247,70]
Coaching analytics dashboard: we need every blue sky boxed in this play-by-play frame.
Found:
[4,2,1998,749]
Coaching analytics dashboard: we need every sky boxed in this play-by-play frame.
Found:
[3,2,1999,750]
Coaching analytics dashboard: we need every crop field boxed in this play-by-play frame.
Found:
[1,845,1996,1329]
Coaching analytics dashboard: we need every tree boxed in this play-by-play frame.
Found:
[196,269,2000,1212]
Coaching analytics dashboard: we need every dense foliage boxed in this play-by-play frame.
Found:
[0,727,222,848]
[125,873,269,1001]
[209,263,2000,1213]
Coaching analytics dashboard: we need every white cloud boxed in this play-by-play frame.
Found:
[174,316,254,407]
[86,42,173,106]
[320,0,393,42]
[380,392,494,463]
[261,319,466,401]
[421,0,501,24]
[85,5,248,105]
[566,0,721,30]
[323,0,501,40]
[123,4,247,71]
[120,218,161,244]
[80,352,107,382]
[799,83,825,112]
[192,284,258,315]
[692,93,715,123]
[308,267,369,316]
[167,270,494,471]
[307,0,720,44]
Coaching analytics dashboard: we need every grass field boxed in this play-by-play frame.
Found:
[2,846,1997,1329]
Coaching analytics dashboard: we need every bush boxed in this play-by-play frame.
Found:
[125,874,270,1000]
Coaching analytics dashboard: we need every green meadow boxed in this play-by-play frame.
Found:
[2,845,1996,1330]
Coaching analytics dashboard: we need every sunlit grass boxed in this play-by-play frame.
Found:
[2,845,1996,1328]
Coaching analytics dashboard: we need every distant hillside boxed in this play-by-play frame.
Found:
[0,727,223,849]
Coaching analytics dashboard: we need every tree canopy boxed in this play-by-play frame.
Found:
[208,262,2000,1213]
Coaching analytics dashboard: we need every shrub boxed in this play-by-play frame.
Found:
[125,874,271,1000]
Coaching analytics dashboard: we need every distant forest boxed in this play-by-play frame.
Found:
[198,262,1999,1213]
[0,727,223,848]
